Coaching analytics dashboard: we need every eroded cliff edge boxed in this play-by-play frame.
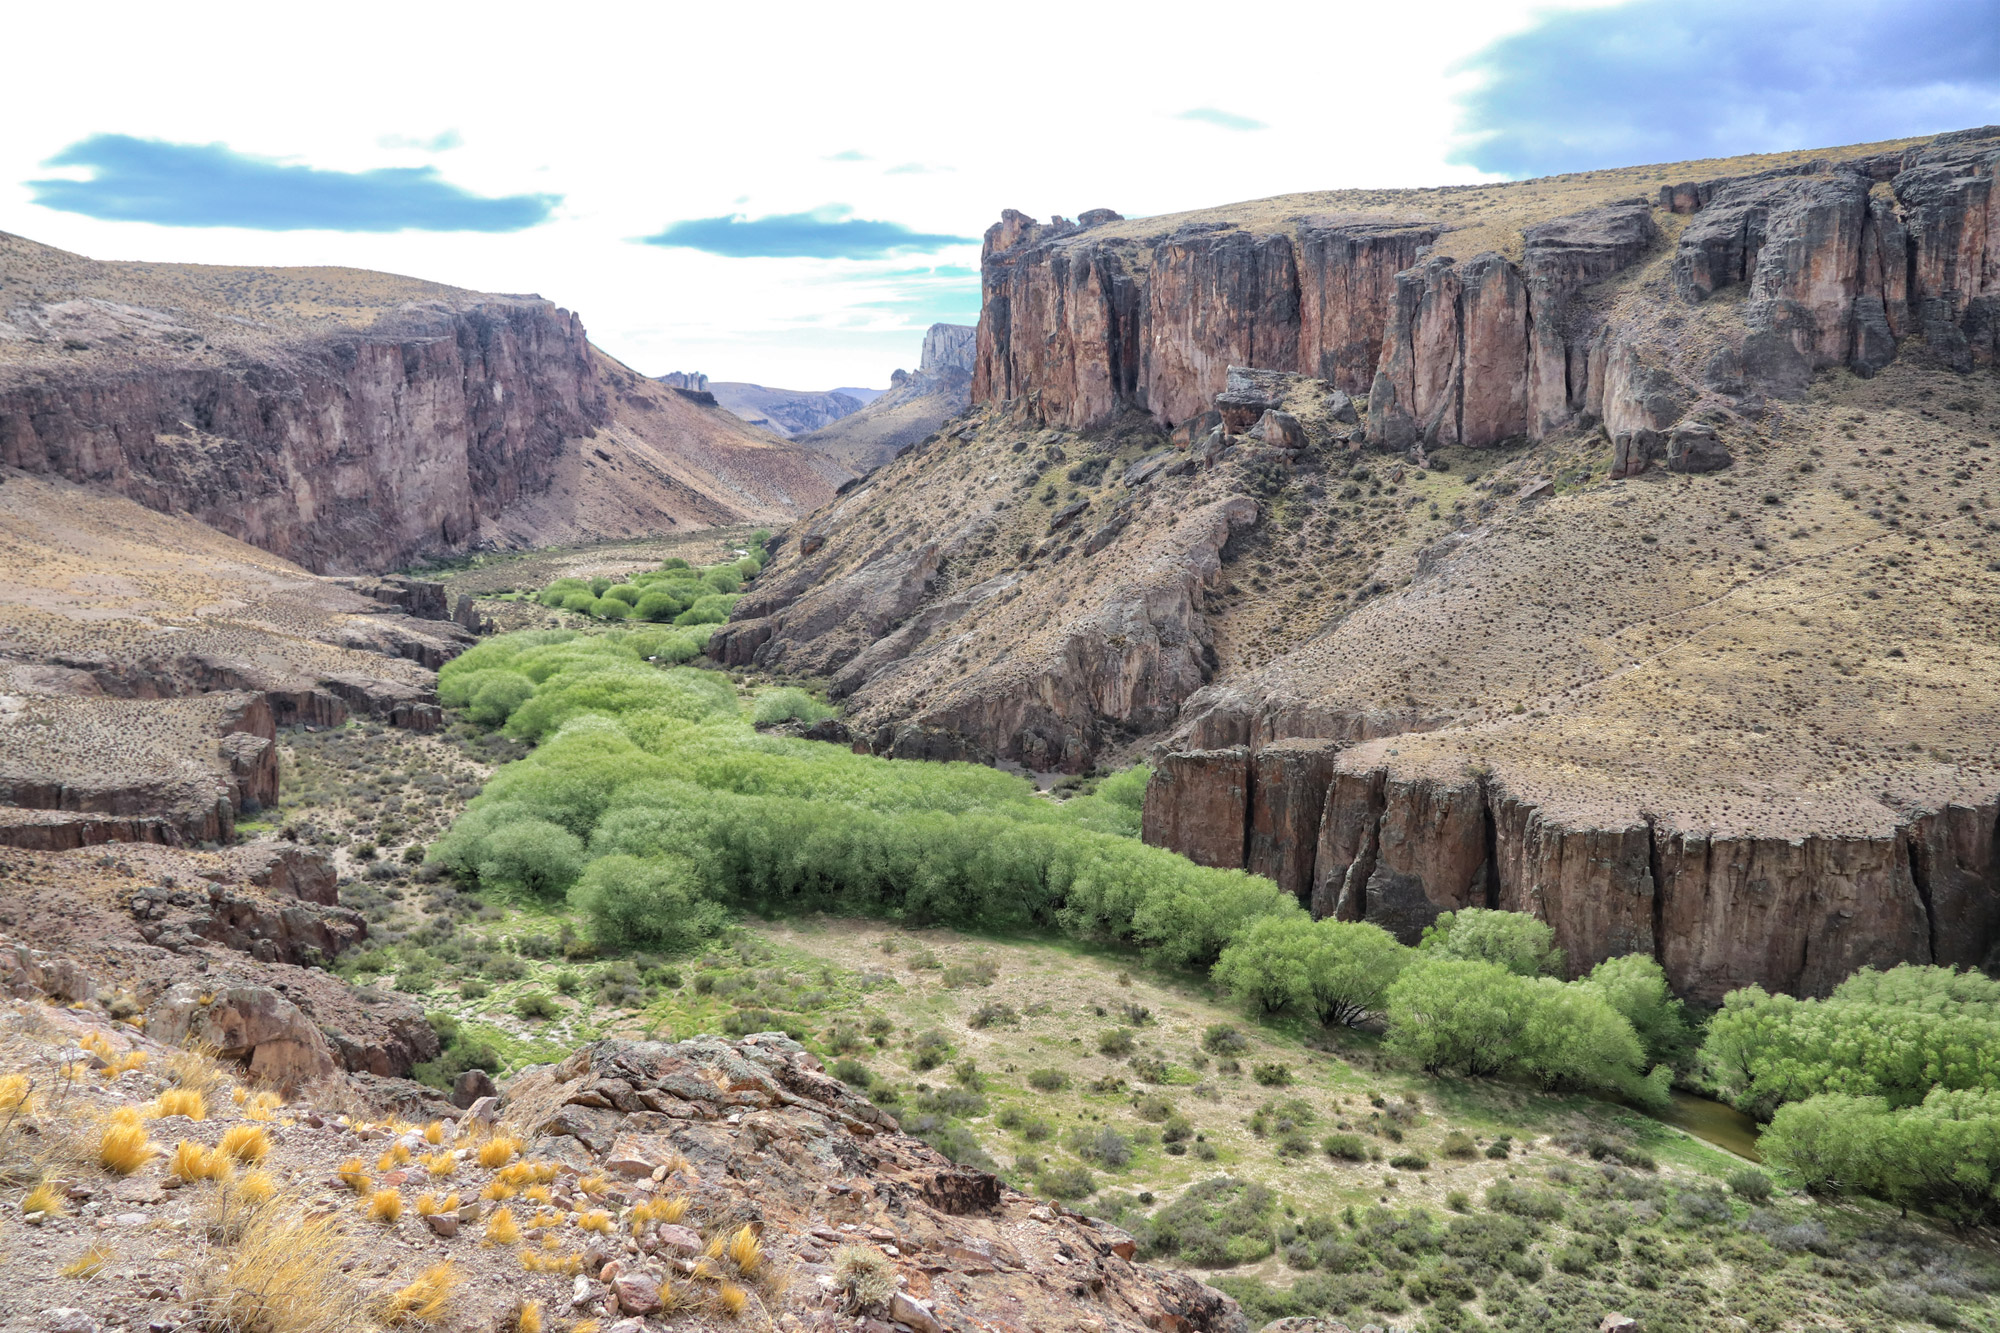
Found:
[721,127,2000,998]
[0,232,847,574]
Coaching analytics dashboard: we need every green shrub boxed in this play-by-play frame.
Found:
[1323,1134,1368,1161]
[1252,1062,1291,1087]
[1389,1153,1430,1171]
[1099,1028,1137,1057]
[1027,1068,1071,1092]
[751,688,834,727]
[1203,1024,1248,1055]
[1036,1166,1097,1201]
[968,1002,1017,1029]
[1419,907,1565,977]
[1727,1168,1774,1200]
[1441,1131,1477,1159]
[569,853,728,953]
[514,992,560,1021]
[910,1030,953,1071]
[1137,1177,1276,1267]
[1213,915,1411,1025]
[604,584,644,606]
[674,593,739,626]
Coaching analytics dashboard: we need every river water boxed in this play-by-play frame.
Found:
[1653,1091,1763,1161]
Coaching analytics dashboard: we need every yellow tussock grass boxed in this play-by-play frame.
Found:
[422,1120,445,1145]
[383,1261,457,1326]
[484,1206,520,1245]
[528,1208,562,1230]
[337,1158,371,1193]
[169,1139,224,1184]
[481,1180,516,1201]
[579,1208,613,1234]
[414,1190,452,1216]
[153,1088,206,1120]
[98,1050,147,1077]
[219,1124,271,1163]
[541,1231,562,1251]
[718,1281,748,1318]
[530,1161,560,1184]
[497,1162,533,1186]
[231,1086,248,1105]
[524,1184,552,1204]
[578,1172,608,1195]
[23,1180,65,1216]
[233,1169,277,1206]
[99,1122,157,1175]
[424,1151,457,1178]
[366,1189,403,1223]
[476,1136,520,1168]
[515,1300,543,1333]
[727,1224,762,1276]
[107,1105,144,1129]
[655,1194,692,1224]
[0,1073,30,1113]
[79,1031,114,1058]
[186,1207,356,1333]
[60,1243,111,1278]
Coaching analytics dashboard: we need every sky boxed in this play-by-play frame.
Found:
[5,1,1996,388]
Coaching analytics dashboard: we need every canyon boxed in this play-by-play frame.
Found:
[725,125,2000,998]
[0,230,848,576]
[793,322,980,471]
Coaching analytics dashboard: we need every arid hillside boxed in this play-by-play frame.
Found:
[717,126,2000,997]
[0,232,849,575]
[794,323,978,472]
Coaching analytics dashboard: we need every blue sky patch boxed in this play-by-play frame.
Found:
[1454,0,2000,177]
[640,205,974,259]
[29,134,556,232]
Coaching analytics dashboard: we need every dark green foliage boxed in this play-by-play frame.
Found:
[1026,1068,1070,1092]
[750,687,834,726]
[1323,1133,1368,1161]
[1252,1062,1292,1086]
[1035,1165,1097,1200]
[968,1001,1017,1029]
[1134,1177,1278,1267]
[1485,1180,1566,1221]
[1389,1153,1430,1171]
[1761,1088,2000,1224]
[514,992,559,1020]
[1066,1125,1133,1167]
[569,853,728,953]
[831,1058,871,1087]
[1098,1027,1137,1057]
[412,1011,502,1091]
[1212,915,1411,1025]
[909,1029,952,1071]
[1727,1168,1773,1201]
[1203,1024,1248,1055]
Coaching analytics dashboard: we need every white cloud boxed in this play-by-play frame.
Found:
[0,0,1564,386]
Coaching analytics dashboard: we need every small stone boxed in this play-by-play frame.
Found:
[614,1272,661,1316]
[44,1311,97,1333]
[796,1243,827,1264]
[599,1259,624,1283]
[1600,1317,1639,1333]
[889,1291,943,1333]
[113,1211,147,1228]
[652,1216,700,1248]
[423,1212,458,1238]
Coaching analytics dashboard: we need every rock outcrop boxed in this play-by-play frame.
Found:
[0,231,846,575]
[792,322,981,471]
[505,1033,1246,1333]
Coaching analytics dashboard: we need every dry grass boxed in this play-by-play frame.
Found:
[833,1245,897,1311]
[0,1073,30,1113]
[523,1183,551,1205]
[484,1206,521,1245]
[23,1179,65,1217]
[169,1139,229,1184]
[481,1180,516,1201]
[99,1121,157,1175]
[187,1207,357,1333]
[515,1300,543,1333]
[153,1087,207,1121]
[414,1190,457,1217]
[578,1208,613,1234]
[336,1158,369,1193]
[382,1260,457,1327]
[165,1046,231,1099]
[60,1242,112,1279]
[422,1121,446,1145]
[423,1150,457,1178]
[476,1135,520,1169]
[717,1282,748,1318]
[218,1124,271,1163]
[366,1188,403,1224]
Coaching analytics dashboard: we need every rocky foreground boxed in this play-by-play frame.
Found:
[0,938,1245,1333]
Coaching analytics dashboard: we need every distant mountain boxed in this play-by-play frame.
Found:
[792,324,976,471]
[833,386,885,405]
[705,381,870,437]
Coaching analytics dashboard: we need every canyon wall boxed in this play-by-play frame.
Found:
[0,300,607,574]
[973,134,1998,460]
[1142,744,1991,1002]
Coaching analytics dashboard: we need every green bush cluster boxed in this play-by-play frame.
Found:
[432,630,1278,961]
[1214,907,1684,1105]
[1706,963,2000,1223]
[534,534,767,624]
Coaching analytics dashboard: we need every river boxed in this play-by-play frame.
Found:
[1653,1091,1763,1161]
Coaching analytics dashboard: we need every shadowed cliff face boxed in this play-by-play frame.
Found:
[0,232,846,574]
[0,299,605,574]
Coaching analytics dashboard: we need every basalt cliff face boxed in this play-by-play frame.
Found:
[725,127,2000,998]
[0,232,846,575]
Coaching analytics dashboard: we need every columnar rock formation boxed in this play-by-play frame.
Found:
[973,133,1997,464]
[0,297,607,574]
[792,322,982,471]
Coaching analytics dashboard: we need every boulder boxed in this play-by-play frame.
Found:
[1251,410,1308,450]
[452,1068,498,1109]
[146,981,337,1088]
[1663,422,1732,473]
[1325,390,1359,424]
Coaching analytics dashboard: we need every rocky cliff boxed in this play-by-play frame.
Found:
[722,127,2000,999]
[0,232,846,575]
[793,322,979,471]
